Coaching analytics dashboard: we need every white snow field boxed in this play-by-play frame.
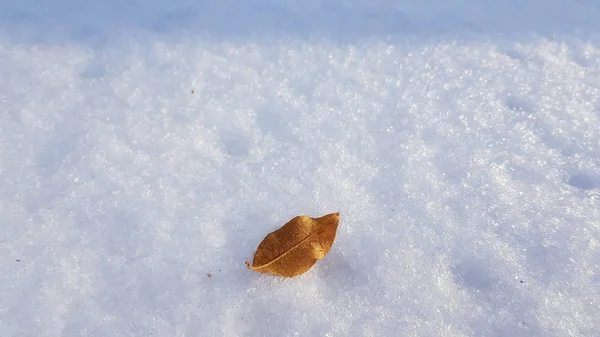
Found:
[1,1,600,336]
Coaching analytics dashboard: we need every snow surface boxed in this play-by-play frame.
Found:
[1,1,600,336]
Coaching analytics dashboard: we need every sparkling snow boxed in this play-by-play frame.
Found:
[1,1,600,336]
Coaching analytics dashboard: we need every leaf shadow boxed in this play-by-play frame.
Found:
[315,250,370,289]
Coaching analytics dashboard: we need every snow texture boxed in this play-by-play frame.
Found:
[1,1,600,336]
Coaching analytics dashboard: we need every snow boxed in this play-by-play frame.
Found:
[1,1,600,336]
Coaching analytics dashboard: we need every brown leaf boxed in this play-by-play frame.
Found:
[245,212,340,277]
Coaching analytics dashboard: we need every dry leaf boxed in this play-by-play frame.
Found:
[245,212,340,277]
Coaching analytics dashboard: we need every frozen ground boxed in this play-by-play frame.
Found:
[1,1,600,336]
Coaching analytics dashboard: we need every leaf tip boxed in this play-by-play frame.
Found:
[330,211,341,220]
